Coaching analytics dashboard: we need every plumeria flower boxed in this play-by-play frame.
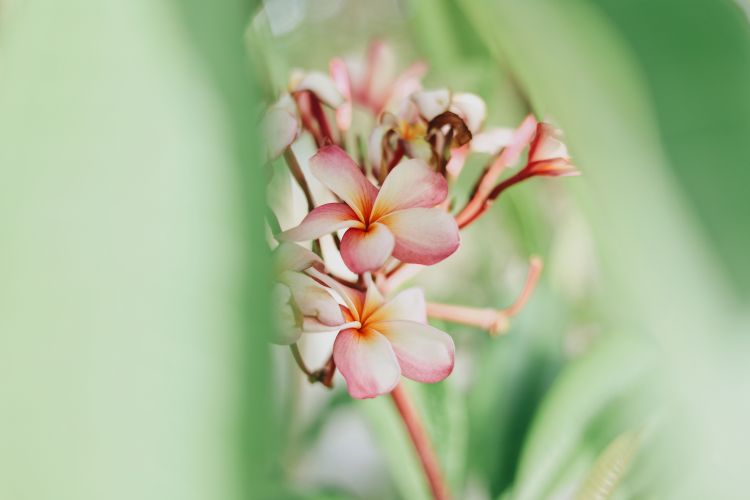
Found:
[523,122,579,177]
[272,243,357,345]
[309,270,455,399]
[278,145,460,274]
[330,40,427,119]
[410,88,487,134]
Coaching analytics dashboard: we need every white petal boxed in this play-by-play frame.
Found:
[279,271,344,327]
[411,88,451,122]
[271,283,302,345]
[471,128,515,156]
[450,92,486,133]
[367,288,427,324]
[273,242,323,273]
[263,107,298,159]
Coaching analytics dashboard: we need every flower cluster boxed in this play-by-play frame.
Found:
[265,41,577,399]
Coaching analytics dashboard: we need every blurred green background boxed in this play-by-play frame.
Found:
[2,0,749,499]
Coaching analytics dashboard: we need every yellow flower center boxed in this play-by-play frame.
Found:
[398,120,427,141]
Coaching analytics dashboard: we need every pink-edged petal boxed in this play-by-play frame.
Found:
[411,88,451,122]
[263,107,298,159]
[379,208,460,265]
[309,145,378,221]
[290,70,344,108]
[471,128,515,156]
[277,202,362,242]
[364,40,397,111]
[450,92,486,133]
[340,223,395,274]
[334,328,401,399]
[329,57,352,131]
[529,122,570,163]
[344,55,367,101]
[370,159,448,220]
[370,321,454,383]
[273,242,323,273]
[367,287,427,324]
[279,271,345,327]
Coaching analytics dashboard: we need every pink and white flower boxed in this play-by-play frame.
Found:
[331,40,427,118]
[307,271,454,399]
[279,145,460,274]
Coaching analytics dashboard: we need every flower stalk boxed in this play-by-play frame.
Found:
[390,383,450,500]
[427,257,543,336]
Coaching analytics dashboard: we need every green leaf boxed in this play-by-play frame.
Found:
[511,334,656,500]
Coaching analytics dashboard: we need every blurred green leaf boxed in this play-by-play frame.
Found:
[459,0,748,496]
[575,430,641,500]
[594,0,750,297]
[0,1,274,499]
[511,334,656,500]
[466,286,567,497]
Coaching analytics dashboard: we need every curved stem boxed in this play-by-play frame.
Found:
[289,343,313,378]
[505,256,543,316]
[390,383,450,500]
[283,148,315,212]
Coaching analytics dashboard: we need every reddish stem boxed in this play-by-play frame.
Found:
[505,256,543,316]
[390,383,450,500]
[456,169,532,229]
[295,92,325,147]
[308,94,336,145]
